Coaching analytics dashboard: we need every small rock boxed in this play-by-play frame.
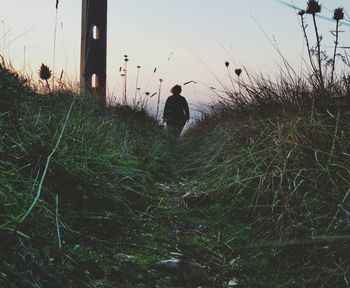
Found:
[228,278,239,287]
[149,259,208,284]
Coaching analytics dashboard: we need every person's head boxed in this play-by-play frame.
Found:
[171,85,182,95]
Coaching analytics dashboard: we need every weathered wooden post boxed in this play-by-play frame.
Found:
[80,0,107,103]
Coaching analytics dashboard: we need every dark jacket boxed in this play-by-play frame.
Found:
[163,95,190,126]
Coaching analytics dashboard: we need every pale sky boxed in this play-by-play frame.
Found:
[0,0,349,116]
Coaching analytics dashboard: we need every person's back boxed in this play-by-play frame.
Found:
[163,85,190,137]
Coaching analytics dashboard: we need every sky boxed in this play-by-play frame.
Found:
[0,0,349,117]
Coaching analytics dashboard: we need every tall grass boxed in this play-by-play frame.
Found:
[177,2,350,285]
[0,63,173,286]
[179,71,350,286]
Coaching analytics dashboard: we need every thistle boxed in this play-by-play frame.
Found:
[306,0,321,14]
[235,69,242,77]
[225,61,230,67]
[39,63,51,80]
[39,63,52,94]
[333,8,344,21]
[123,55,129,105]
[330,8,344,86]
[306,0,324,88]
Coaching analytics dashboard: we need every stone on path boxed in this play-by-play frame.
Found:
[228,278,239,287]
[149,259,208,285]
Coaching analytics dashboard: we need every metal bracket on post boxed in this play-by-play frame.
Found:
[80,0,107,104]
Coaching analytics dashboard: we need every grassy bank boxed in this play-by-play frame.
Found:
[0,65,174,287]
[178,75,350,286]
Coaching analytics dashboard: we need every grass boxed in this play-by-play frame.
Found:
[0,63,175,287]
[1,2,350,284]
[2,60,350,286]
[178,68,350,286]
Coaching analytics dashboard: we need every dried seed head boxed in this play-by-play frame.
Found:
[145,92,150,96]
[298,10,306,16]
[235,69,242,77]
[306,0,321,14]
[39,63,51,80]
[333,7,344,21]
[225,61,230,67]
[137,65,141,69]
[153,68,157,73]
[159,78,163,82]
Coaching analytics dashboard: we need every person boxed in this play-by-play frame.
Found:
[163,85,190,137]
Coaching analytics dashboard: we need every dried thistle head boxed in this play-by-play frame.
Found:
[306,0,321,14]
[39,63,51,80]
[137,65,141,69]
[225,61,230,67]
[159,78,163,82]
[333,7,344,21]
[145,92,150,96]
[298,10,306,16]
[235,69,242,77]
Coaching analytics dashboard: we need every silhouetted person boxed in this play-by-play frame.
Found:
[163,85,190,137]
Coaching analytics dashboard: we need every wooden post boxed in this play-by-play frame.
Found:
[80,0,107,103]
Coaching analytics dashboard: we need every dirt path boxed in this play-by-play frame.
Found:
[124,180,238,287]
